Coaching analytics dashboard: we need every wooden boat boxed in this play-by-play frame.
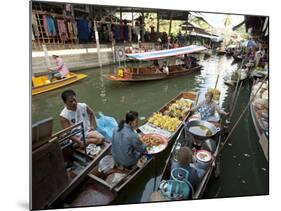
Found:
[106,65,202,82]
[216,48,226,55]
[155,118,223,200]
[46,91,198,209]
[32,119,111,210]
[105,45,206,82]
[250,80,269,160]
[32,72,87,96]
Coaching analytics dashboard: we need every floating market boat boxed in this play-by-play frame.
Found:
[32,119,111,210]
[105,45,206,82]
[155,115,223,200]
[32,72,87,96]
[250,80,269,160]
[46,91,198,208]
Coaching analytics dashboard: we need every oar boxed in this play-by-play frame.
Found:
[214,75,268,159]
[229,80,244,120]
[214,74,220,89]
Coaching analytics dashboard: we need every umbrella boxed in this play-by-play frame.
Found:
[241,40,257,48]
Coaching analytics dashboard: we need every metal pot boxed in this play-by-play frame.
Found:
[185,120,220,139]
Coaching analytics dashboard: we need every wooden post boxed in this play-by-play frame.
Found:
[42,44,51,67]
[131,8,134,27]
[169,12,173,35]
[185,12,189,35]
[157,11,160,32]
[120,7,122,23]
[141,11,144,42]
[94,20,102,67]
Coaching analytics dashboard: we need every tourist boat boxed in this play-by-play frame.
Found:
[45,91,198,209]
[32,72,87,96]
[105,45,206,82]
[249,80,269,160]
[155,115,223,200]
[216,47,226,55]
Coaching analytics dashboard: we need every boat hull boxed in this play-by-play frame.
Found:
[49,91,198,208]
[250,99,268,160]
[32,73,87,96]
[105,66,202,82]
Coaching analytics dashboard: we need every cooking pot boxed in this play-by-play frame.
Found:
[185,120,220,139]
[193,150,213,170]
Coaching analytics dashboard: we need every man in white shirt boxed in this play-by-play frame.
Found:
[162,63,169,75]
[60,89,104,147]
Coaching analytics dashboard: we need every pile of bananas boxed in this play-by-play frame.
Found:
[165,99,193,119]
[207,88,221,101]
[148,112,181,132]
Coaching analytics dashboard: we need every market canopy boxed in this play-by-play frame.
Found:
[125,45,207,60]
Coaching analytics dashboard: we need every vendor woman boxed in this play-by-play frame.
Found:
[111,111,147,168]
[190,92,229,122]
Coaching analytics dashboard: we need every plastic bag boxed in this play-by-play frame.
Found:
[98,155,115,174]
[96,112,118,142]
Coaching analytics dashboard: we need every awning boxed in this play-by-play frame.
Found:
[262,17,269,32]
[126,45,207,60]
[232,20,246,31]
[190,32,218,39]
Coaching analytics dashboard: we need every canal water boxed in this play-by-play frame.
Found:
[32,53,268,204]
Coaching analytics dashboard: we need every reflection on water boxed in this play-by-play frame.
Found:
[32,52,268,203]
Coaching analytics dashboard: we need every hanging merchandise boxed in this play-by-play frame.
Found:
[57,19,69,41]
[72,21,78,39]
[43,15,57,37]
[32,13,40,37]
[67,21,75,39]
[77,18,90,43]
[124,24,129,42]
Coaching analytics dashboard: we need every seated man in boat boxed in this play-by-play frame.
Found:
[152,60,162,73]
[171,147,200,189]
[183,54,192,69]
[60,89,104,147]
[111,111,147,169]
[162,62,169,75]
[48,55,69,81]
[190,92,229,122]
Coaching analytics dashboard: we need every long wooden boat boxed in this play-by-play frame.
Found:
[32,120,111,210]
[106,65,202,82]
[105,45,206,82]
[32,72,87,96]
[155,118,223,200]
[216,49,226,55]
[47,91,198,209]
[249,80,269,161]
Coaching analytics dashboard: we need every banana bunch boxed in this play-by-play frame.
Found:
[148,112,181,132]
[166,99,192,119]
